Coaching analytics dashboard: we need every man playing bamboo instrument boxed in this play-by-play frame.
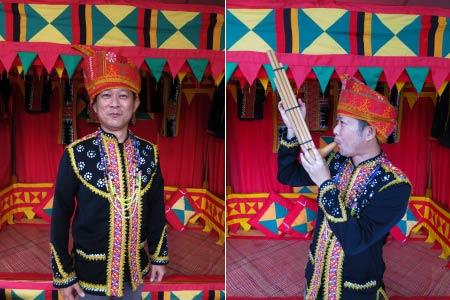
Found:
[50,46,168,300]
[277,75,411,300]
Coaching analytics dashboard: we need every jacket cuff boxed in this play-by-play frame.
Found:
[279,129,299,149]
[150,226,169,265]
[318,179,348,223]
[51,243,78,288]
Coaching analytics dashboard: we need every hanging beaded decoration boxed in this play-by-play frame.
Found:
[97,128,142,219]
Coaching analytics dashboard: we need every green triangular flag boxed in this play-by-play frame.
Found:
[358,67,383,90]
[18,51,37,75]
[226,62,238,84]
[312,66,335,93]
[187,58,209,83]
[263,63,288,92]
[144,58,167,82]
[60,54,82,80]
[405,67,430,94]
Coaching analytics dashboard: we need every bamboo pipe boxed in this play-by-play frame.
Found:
[267,49,336,158]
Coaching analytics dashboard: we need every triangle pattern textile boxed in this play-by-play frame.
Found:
[25,4,72,44]
[443,17,450,58]
[372,13,420,56]
[405,67,430,94]
[226,9,276,52]
[0,3,4,41]
[299,8,350,54]
[18,52,37,75]
[157,11,200,49]
[92,5,136,46]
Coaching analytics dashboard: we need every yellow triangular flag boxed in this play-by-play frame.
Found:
[215,72,224,86]
[395,81,406,93]
[438,81,448,97]
[55,67,64,79]
[259,78,269,92]
[183,89,196,104]
[16,65,23,75]
[178,72,187,83]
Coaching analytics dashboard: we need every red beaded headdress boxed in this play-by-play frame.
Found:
[337,75,397,143]
[72,45,141,105]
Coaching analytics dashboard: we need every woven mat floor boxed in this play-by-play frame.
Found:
[226,237,450,298]
[0,222,224,278]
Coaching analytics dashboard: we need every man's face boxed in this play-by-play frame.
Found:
[92,88,140,133]
[333,115,367,157]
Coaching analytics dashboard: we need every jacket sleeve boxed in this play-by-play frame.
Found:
[50,149,78,288]
[277,132,315,187]
[146,152,169,265]
[318,178,411,256]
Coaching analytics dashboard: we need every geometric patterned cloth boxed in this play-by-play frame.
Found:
[0,3,224,50]
[227,7,450,58]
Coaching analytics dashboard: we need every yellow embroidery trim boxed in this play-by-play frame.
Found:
[78,280,107,294]
[318,183,348,223]
[344,279,377,290]
[279,137,300,149]
[50,243,71,278]
[75,249,106,261]
[151,225,169,262]
[376,287,389,300]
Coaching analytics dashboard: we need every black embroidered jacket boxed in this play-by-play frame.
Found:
[278,134,411,300]
[50,129,168,296]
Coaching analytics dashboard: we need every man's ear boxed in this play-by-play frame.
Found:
[365,125,377,141]
[133,97,140,112]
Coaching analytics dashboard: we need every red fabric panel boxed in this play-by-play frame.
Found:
[383,97,435,197]
[227,90,292,193]
[13,82,65,184]
[431,142,450,209]
[0,119,11,188]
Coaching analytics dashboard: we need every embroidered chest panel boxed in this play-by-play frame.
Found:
[68,131,157,198]
[329,152,407,217]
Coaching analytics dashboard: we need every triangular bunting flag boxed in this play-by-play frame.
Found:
[144,58,167,82]
[0,52,18,72]
[289,65,310,90]
[18,52,37,75]
[431,67,450,95]
[312,66,335,93]
[405,67,430,94]
[226,62,238,84]
[259,77,269,91]
[334,66,357,79]
[438,81,449,96]
[167,57,186,79]
[215,72,224,86]
[210,59,225,84]
[38,53,59,74]
[178,72,187,83]
[187,58,209,83]
[358,67,383,90]
[60,54,82,80]
[263,63,289,91]
[238,62,262,86]
[396,81,406,93]
[384,67,404,89]
[55,67,64,79]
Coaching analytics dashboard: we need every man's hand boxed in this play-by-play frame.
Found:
[278,98,306,139]
[59,283,85,300]
[150,265,166,283]
[300,147,331,187]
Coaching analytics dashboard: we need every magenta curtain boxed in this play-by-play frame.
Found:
[0,84,224,197]
[227,87,450,209]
